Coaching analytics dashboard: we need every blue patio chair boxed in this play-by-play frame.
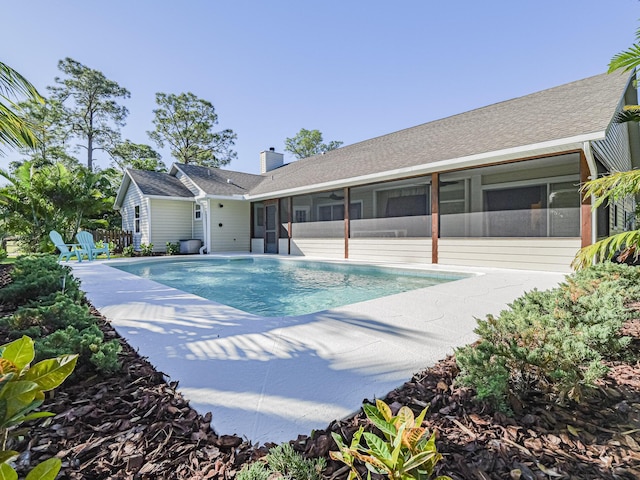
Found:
[76,231,111,261]
[49,230,84,263]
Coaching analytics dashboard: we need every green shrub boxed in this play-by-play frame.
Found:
[3,295,121,373]
[122,244,135,257]
[166,242,180,255]
[140,243,154,256]
[6,294,94,332]
[36,324,121,374]
[0,248,7,261]
[236,443,326,480]
[0,256,82,307]
[456,263,636,410]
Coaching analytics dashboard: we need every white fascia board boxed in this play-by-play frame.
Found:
[202,194,247,201]
[145,195,195,202]
[246,132,605,200]
[113,172,132,210]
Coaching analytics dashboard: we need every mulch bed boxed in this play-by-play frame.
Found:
[3,263,640,479]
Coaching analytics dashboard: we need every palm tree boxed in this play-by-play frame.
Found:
[572,32,640,269]
[0,61,43,153]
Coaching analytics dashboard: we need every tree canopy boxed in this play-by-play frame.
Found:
[49,58,130,170]
[110,140,166,172]
[284,128,343,160]
[148,92,237,167]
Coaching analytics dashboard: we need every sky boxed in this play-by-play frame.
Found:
[2,1,640,174]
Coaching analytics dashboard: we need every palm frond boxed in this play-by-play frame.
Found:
[608,43,640,73]
[572,230,640,270]
[580,169,640,208]
[0,62,43,101]
[614,105,640,123]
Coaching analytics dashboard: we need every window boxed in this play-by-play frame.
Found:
[194,203,202,220]
[293,207,309,223]
[134,205,140,233]
[317,202,362,221]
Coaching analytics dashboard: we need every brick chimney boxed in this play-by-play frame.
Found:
[260,147,284,174]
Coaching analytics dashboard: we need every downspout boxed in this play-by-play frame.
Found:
[583,141,598,244]
[197,198,209,254]
[146,197,152,248]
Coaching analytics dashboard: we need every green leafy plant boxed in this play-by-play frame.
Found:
[166,241,180,255]
[122,245,135,257]
[0,336,77,479]
[330,399,450,480]
[236,443,326,480]
[140,243,154,256]
[0,248,7,261]
[456,263,637,410]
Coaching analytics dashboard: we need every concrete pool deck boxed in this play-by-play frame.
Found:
[71,255,566,444]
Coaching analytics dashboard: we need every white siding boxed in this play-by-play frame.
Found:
[278,238,289,255]
[175,169,202,195]
[438,238,580,272]
[149,199,194,252]
[290,238,344,258]
[592,98,633,172]
[209,200,251,252]
[349,238,432,263]
[120,184,149,245]
[251,238,265,254]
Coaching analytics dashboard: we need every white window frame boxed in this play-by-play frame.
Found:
[316,201,363,221]
[134,205,140,233]
[293,206,310,223]
[194,203,202,221]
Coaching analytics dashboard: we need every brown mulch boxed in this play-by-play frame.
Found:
[3,264,640,479]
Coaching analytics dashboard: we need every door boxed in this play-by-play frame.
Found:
[265,203,278,253]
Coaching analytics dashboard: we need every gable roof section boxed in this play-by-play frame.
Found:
[249,71,630,197]
[114,169,194,209]
[128,169,194,197]
[173,163,265,196]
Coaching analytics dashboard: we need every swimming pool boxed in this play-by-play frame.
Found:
[113,257,469,317]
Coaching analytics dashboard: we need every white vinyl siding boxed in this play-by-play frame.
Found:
[348,238,432,263]
[290,238,344,258]
[175,169,202,195]
[120,184,150,245]
[149,199,194,252]
[438,238,580,273]
[209,200,251,252]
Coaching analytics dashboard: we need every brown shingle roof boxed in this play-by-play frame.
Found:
[249,71,630,196]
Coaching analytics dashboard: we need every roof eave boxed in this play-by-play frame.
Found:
[246,131,606,200]
[114,171,134,210]
[145,194,195,202]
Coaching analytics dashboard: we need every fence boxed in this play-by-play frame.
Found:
[84,229,133,252]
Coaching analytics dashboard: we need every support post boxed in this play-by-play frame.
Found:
[580,151,592,248]
[431,173,439,264]
[344,187,350,259]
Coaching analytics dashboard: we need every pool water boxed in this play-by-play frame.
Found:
[113,257,467,317]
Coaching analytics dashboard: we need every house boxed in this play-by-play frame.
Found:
[114,71,639,272]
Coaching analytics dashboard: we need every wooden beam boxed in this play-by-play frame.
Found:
[431,173,439,264]
[344,187,350,259]
[580,151,592,248]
